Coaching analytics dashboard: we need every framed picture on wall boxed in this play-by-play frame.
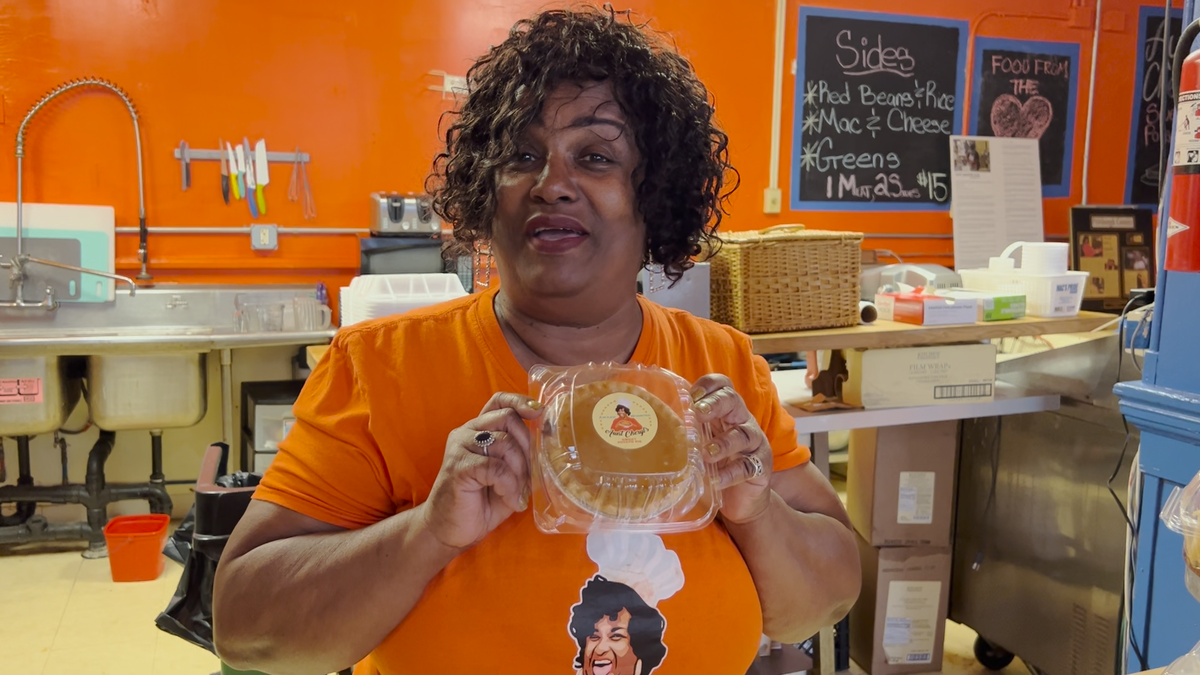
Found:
[1070,205,1156,312]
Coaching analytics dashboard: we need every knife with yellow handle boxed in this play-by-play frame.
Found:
[255,139,269,216]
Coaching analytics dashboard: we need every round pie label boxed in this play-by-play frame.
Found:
[591,393,658,449]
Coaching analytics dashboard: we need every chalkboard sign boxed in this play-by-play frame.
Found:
[790,8,967,211]
[969,38,1080,198]
[1126,7,1182,205]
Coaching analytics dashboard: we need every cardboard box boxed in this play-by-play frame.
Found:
[850,534,951,675]
[842,344,997,409]
[934,289,1026,322]
[874,292,977,326]
[848,422,958,547]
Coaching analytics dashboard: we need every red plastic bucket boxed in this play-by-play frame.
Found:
[103,514,170,582]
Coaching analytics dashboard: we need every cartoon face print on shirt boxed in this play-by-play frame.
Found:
[568,532,685,675]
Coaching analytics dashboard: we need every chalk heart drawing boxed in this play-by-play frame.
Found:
[990,94,1053,139]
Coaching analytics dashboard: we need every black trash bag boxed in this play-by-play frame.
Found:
[156,546,221,652]
[155,469,263,654]
[163,506,195,566]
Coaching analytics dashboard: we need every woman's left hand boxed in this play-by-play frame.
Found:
[691,374,773,524]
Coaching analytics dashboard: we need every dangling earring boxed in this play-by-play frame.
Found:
[473,241,493,292]
[646,264,666,294]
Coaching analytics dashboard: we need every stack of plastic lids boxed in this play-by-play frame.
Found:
[339,274,468,327]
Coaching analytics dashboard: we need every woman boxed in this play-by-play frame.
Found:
[610,403,643,432]
[213,7,859,675]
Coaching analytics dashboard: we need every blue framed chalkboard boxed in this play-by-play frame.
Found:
[1125,6,1183,205]
[790,7,968,212]
[968,38,1080,199]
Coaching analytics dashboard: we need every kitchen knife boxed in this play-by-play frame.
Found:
[243,137,258,218]
[218,138,230,204]
[234,144,247,200]
[227,142,242,200]
[255,139,269,216]
[178,141,191,191]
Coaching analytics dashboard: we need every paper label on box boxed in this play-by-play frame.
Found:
[883,580,940,665]
[0,378,43,405]
[1050,280,1084,315]
[897,471,936,525]
[592,393,658,449]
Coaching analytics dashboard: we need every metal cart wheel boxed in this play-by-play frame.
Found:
[974,636,1016,671]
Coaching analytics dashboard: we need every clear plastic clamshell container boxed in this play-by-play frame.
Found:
[529,361,719,535]
[1160,470,1200,603]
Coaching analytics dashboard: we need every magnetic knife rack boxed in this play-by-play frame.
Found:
[173,148,311,163]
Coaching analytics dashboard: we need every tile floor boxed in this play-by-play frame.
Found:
[0,537,1023,675]
[0,543,219,675]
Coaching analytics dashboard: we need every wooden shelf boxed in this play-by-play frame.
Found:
[309,312,1116,369]
[749,311,1115,354]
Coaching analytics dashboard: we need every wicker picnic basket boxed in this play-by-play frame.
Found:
[709,225,863,334]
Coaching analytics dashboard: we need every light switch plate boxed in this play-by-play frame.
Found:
[763,188,783,214]
[251,224,278,251]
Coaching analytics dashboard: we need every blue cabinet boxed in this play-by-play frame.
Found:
[1115,2,1200,667]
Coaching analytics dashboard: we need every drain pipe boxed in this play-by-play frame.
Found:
[84,430,116,543]
[220,349,235,450]
[1081,0,1103,204]
[0,436,36,527]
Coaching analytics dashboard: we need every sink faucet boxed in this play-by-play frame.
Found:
[2,77,149,310]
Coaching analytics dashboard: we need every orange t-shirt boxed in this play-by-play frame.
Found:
[253,287,810,675]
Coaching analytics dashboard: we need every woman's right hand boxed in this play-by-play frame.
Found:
[421,393,543,550]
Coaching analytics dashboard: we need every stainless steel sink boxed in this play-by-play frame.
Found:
[0,284,334,434]
[0,284,336,357]
[87,353,207,430]
[0,356,81,435]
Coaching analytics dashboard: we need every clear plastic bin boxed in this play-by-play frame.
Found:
[957,269,1088,318]
[342,273,467,326]
[529,362,719,534]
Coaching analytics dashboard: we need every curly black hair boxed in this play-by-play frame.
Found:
[568,575,667,672]
[426,4,736,282]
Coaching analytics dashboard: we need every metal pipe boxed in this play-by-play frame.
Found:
[0,436,37,527]
[149,430,164,484]
[21,255,136,296]
[767,0,786,195]
[220,349,235,450]
[85,430,116,543]
[114,226,368,236]
[0,519,93,546]
[1082,0,1103,204]
[9,77,150,303]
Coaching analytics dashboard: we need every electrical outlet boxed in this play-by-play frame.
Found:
[444,74,469,97]
[251,224,278,251]
[763,188,783,214]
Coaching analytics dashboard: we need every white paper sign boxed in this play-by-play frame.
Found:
[949,136,1045,271]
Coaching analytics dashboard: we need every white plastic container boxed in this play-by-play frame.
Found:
[341,273,467,326]
[957,241,1089,318]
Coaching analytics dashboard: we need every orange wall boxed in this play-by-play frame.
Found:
[0,0,1179,292]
